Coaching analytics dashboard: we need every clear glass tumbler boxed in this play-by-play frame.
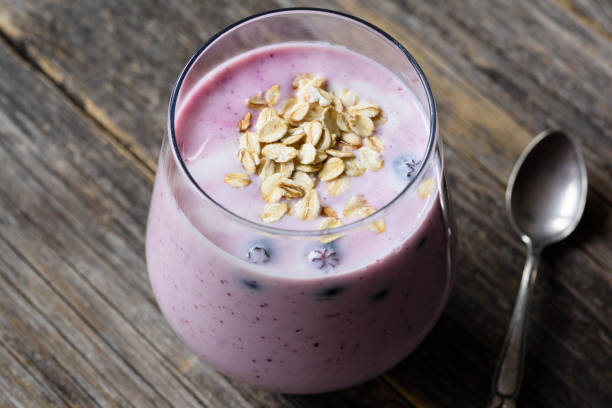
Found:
[146,8,455,394]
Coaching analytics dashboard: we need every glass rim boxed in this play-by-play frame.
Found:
[168,7,438,238]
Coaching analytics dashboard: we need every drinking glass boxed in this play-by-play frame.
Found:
[146,8,455,393]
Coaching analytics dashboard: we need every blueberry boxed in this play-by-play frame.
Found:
[318,286,345,298]
[246,244,270,264]
[392,154,422,181]
[370,288,389,303]
[417,235,427,249]
[241,279,260,290]
[309,246,340,270]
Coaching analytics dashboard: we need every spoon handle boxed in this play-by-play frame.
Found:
[488,246,540,408]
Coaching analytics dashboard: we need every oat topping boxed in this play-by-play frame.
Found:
[298,143,317,164]
[294,189,321,220]
[326,175,350,197]
[318,157,345,182]
[255,107,278,131]
[292,171,315,191]
[279,160,294,178]
[417,178,435,199]
[243,131,260,157]
[225,74,390,234]
[258,117,288,143]
[278,178,305,198]
[265,84,281,106]
[339,89,358,107]
[261,143,298,163]
[339,132,362,147]
[363,136,384,152]
[260,173,284,203]
[321,206,338,218]
[224,173,251,188]
[349,114,375,137]
[257,158,276,179]
[343,194,368,217]
[246,93,266,109]
[358,205,386,234]
[343,195,386,234]
[318,217,344,243]
[344,158,366,177]
[237,112,252,131]
[295,163,322,173]
[261,202,288,223]
[348,101,380,118]
[325,149,354,159]
[238,148,257,173]
[359,147,384,171]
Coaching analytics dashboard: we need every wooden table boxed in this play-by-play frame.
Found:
[1,1,610,407]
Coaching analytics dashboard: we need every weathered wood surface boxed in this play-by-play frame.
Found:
[0,0,610,407]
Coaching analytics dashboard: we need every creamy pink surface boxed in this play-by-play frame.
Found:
[177,42,429,229]
[146,42,453,393]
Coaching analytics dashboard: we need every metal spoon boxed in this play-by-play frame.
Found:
[488,130,588,408]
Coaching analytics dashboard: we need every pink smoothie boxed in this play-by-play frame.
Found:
[146,42,453,393]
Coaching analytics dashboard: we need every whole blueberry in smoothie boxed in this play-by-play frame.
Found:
[146,10,454,394]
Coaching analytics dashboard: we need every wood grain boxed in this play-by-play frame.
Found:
[0,0,610,407]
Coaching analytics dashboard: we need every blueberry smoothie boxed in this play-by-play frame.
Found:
[146,41,454,393]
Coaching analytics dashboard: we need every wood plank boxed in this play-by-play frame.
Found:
[0,38,410,407]
[0,0,610,406]
[555,0,612,41]
[0,229,154,408]
[0,342,68,408]
[0,257,125,408]
[0,290,99,408]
